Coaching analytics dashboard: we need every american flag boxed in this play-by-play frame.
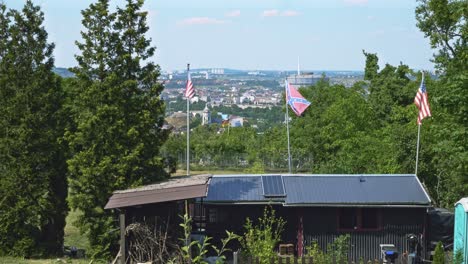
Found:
[286,81,311,116]
[414,74,431,125]
[185,71,195,99]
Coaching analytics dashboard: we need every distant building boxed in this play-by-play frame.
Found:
[287,72,328,88]
[229,116,244,127]
[202,104,211,126]
[210,68,224,75]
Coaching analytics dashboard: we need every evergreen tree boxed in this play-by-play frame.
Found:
[66,0,168,258]
[0,1,67,257]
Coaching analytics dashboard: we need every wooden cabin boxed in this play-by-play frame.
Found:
[106,174,432,263]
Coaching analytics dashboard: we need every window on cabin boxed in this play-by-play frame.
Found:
[338,208,381,231]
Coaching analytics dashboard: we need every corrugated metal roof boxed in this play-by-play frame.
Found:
[204,174,431,206]
[283,175,430,205]
[105,174,211,209]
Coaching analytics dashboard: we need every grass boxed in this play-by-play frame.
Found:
[64,210,89,251]
[0,210,92,264]
[0,257,90,264]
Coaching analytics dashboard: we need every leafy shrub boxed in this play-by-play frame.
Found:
[453,249,464,264]
[240,206,286,264]
[433,241,445,264]
[305,234,350,264]
[179,214,239,264]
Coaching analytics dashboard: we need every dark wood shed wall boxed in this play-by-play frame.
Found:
[303,207,426,261]
[203,205,426,260]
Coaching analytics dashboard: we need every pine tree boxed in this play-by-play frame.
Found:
[0,1,67,257]
[66,0,168,258]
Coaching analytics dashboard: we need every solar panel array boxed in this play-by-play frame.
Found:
[261,175,286,197]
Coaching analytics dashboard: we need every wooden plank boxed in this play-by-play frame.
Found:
[119,210,125,264]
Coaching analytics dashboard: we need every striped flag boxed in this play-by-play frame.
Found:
[285,81,311,116]
[414,73,431,125]
[185,71,195,99]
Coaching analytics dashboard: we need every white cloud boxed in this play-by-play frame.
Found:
[262,9,300,17]
[344,0,369,5]
[262,9,279,17]
[178,17,227,26]
[225,10,241,17]
[281,10,300,17]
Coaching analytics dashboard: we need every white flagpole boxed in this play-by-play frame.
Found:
[285,80,292,174]
[415,71,424,175]
[415,124,421,175]
[186,63,190,177]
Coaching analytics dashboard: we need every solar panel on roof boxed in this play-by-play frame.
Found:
[262,176,286,197]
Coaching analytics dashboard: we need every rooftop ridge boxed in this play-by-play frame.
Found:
[212,174,416,178]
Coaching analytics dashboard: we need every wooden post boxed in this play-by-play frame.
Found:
[119,210,126,264]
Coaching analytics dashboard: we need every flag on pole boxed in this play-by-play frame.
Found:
[414,73,431,124]
[185,71,195,99]
[285,81,311,116]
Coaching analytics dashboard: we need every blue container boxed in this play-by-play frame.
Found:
[454,198,468,264]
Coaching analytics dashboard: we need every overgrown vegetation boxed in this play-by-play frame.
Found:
[179,214,239,264]
[240,207,286,263]
[433,241,445,264]
[305,235,350,264]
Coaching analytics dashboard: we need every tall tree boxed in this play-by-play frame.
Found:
[416,0,467,207]
[0,1,67,257]
[363,50,379,81]
[66,0,168,258]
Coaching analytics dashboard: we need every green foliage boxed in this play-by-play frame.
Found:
[0,0,67,257]
[415,0,467,207]
[305,235,350,264]
[453,249,464,264]
[240,207,286,264]
[363,50,379,81]
[179,214,239,264]
[66,0,168,258]
[245,159,265,174]
[433,241,445,264]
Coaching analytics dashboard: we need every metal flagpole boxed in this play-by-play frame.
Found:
[186,63,190,177]
[285,80,292,174]
[415,71,424,175]
[415,124,421,175]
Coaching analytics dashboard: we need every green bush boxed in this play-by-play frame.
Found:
[240,206,286,264]
[433,241,445,264]
[305,234,350,264]
[453,249,463,264]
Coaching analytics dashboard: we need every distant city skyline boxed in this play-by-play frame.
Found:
[7,0,435,71]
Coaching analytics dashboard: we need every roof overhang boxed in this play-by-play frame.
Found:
[105,175,211,209]
[282,203,431,208]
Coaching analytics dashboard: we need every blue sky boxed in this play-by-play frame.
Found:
[6,0,434,71]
